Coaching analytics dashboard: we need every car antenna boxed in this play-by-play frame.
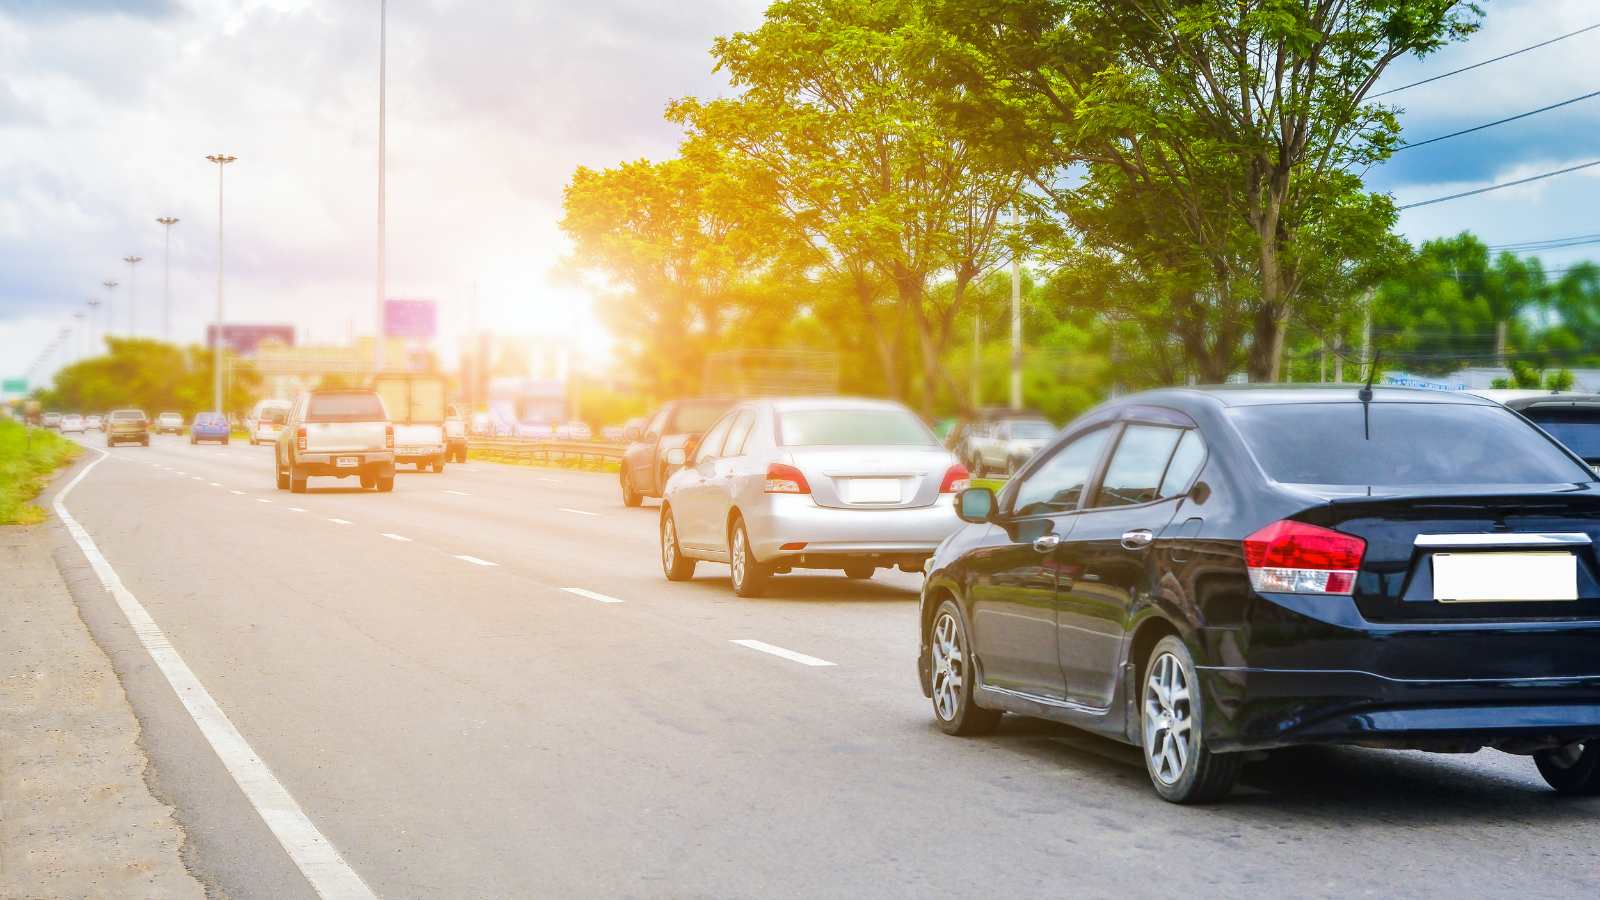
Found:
[1359,349,1381,439]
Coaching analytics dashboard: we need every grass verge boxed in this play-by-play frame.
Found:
[0,420,81,525]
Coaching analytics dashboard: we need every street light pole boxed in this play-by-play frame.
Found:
[157,217,179,341]
[73,312,86,362]
[122,255,144,336]
[86,298,100,356]
[101,280,118,338]
[375,0,388,376]
[207,154,237,415]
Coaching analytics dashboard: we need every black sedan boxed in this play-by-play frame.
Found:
[919,385,1600,803]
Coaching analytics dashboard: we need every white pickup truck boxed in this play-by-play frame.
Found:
[373,374,449,473]
[274,389,396,493]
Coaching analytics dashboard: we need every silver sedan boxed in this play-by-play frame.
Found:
[658,397,970,596]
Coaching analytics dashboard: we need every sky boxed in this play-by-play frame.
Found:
[2,0,1598,388]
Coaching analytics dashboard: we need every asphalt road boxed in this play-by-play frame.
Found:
[48,431,1600,898]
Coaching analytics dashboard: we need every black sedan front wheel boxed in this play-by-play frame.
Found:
[1141,636,1241,804]
[1534,742,1600,795]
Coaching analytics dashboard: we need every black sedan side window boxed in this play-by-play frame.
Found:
[1012,428,1111,517]
[1095,424,1186,508]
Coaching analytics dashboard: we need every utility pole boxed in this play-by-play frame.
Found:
[157,217,179,341]
[86,298,100,356]
[122,256,144,335]
[73,312,86,362]
[207,154,237,415]
[375,0,388,376]
[1009,206,1023,410]
[101,280,118,337]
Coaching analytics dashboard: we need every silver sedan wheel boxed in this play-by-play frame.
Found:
[1143,651,1193,786]
[731,526,748,587]
[661,517,678,571]
[930,612,965,721]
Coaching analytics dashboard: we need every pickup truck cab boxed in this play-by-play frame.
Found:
[275,389,396,493]
[373,374,448,473]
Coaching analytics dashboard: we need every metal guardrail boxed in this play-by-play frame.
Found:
[469,437,626,469]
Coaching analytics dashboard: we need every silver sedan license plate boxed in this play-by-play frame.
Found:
[1433,551,1577,602]
[844,478,900,504]
[336,456,359,468]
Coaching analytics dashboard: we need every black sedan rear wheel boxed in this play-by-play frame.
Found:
[1141,636,1240,804]
[1534,742,1600,795]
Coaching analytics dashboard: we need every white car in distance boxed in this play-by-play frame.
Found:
[659,397,969,596]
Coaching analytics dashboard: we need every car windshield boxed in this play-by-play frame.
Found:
[260,409,287,424]
[1006,420,1055,438]
[1229,402,1591,486]
[778,407,935,447]
[306,392,387,422]
[160,413,180,421]
[1521,412,1600,461]
[110,411,144,421]
[667,402,730,434]
[197,414,223,425]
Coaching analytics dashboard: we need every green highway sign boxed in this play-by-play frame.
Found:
[1,378,26,393]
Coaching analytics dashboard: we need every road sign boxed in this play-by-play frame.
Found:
[2,378,25,393]
[206,324,295,355]
[384,299,437,339]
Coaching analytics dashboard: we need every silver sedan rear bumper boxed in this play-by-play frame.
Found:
[743,494,963,563]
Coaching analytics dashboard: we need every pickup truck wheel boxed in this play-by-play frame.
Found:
[621,471,642,507]
[360,473,375,489]
[289,460,308,494]
[844,564,875,580]
[377,475,395,492]
[432,458,446,474]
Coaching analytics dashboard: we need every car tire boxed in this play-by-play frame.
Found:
[929,598,1003,736]
[729,517,770,598]
[276,464,290,491]
[660,507,696,581]
[377,475,395,492]
[360,473,376,490]
[141,438,149,446]
[844,564,875,580]
[1141,635,1241,804]
[432,458,446,474]
[1534,743,1600,795]
[621,471,643,508]
[289,459,308,494]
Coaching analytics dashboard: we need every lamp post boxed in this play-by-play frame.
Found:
[122,255,144,336]
[156,217,179,341]
[73,312,86,362]
[86,298,100,357]
[375,0,388,376]
[101,280,118,338]
[207,154,236,415]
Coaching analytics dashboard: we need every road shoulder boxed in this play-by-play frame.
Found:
[0,517,204,899]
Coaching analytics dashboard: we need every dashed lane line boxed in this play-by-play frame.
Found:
[443,489,470,496]
[730,640,837,668]
[288,507,307,513]
[328,518,352,525]
[454,554,498,567]
[53,447,377,899]
[256,498,272,504]
[558,507,597,517]
[230,490,246,495]
[379,533,412,542]
[561,587,624,604]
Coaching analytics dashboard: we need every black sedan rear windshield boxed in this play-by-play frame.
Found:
[1229,402,1591,486]
[307,392,387,422]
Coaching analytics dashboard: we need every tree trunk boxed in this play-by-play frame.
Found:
[852,271,903,400]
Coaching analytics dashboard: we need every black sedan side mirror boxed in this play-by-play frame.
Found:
[956,487,996,524]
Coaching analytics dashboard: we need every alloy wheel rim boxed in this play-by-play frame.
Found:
[732,528,746,587]
[1142,652,1193,786]
[662,518,676,571]
[930,612,964,721]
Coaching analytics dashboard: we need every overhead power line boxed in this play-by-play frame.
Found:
[1397,89,1600,151]
[1488,232,1600,253]
[1372,22,1600,98]
[1396,159,1600,210]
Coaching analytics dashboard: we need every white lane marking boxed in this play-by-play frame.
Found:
[558,507,597,517]
[230,490,246,495]
[730,640,837,668]
[209,482,222,487]
[454,554,498,567]
[256,498,272,504]
[53,449,377,899]
[191,476,204,481]
[443,489,470,496]
[288,507,307,513]
[379,533,411,542]
[561,587,624,604]
[327,518,352,525]
[175,470,186,475]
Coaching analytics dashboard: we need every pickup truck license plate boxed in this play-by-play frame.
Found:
[1433,552,1577,602]
[335,456,359,468]
[844,478,901,504]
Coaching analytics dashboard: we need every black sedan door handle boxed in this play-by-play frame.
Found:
[1121,529,1154,550]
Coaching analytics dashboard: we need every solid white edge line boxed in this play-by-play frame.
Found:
[558,507,597,517]
[53,447,376,899]
[561,587,624,604]
[454,554,498,567]
[379,533,411,542]
[730,639,837,667]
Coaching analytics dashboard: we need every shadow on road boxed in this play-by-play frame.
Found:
[679,573,919,604]
[972,715,1600,822]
